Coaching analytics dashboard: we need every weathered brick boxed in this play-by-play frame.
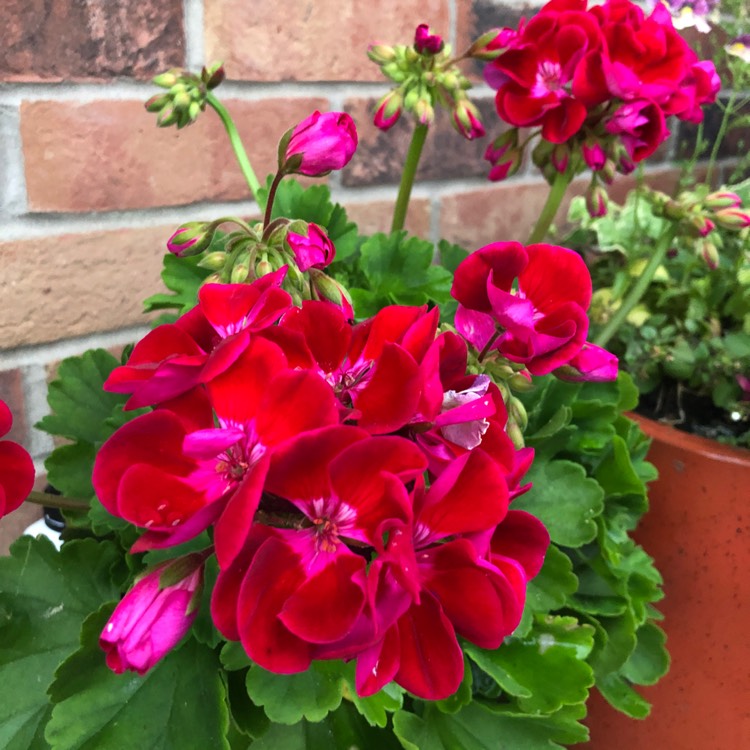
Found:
[345,197,431,237]
[21,98,328,212]
[204,0,449,82]
[0,0,185,82]
[343,97,499,187]
[0,369,27,444]
[0,225,178,348]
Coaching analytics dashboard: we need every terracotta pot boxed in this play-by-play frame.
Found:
[585,415,750,749]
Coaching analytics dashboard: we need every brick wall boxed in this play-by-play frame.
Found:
[0,0,743,542]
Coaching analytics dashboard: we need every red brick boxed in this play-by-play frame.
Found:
[21,98,329,213]
[345,198,431,237]
[0,225,179,348]
[0,369,27,444]
[204,0,450,82]
[343,97,498,187]
[0,0,185,82]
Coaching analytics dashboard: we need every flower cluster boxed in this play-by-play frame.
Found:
[92,266,554,698]
[483,0,720,210]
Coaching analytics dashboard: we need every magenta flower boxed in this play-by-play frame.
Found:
[374,91,402,131]
[414,24,444,55]
[100,554,205,675]
[0,399,34,520]
[452,242,593,375]
[283,111,358,176]
[287,223,336,272]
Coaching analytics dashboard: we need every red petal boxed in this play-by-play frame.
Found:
[0,441,35,516]
[540,98,587,143]
[213,455,270,568]
[355,625,401,697]
[395,593,464,700]
[256,369,338,447]
[237,535,312,673]
[522,244,592,311]
[491,509,550,579]
[352,343,421,434]
[280,552,367,643]
[281,301,351,373]
[418,449,509,539]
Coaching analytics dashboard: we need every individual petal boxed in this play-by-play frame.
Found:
[394,592,465,700]
[0,441,35,517]
[491,509,550,580]
[279,551,367,643]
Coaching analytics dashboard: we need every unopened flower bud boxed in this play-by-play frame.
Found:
[466,28,511,60]
[308,268,354,318]
[367,44,397,64]
[255,255,275,279]
[509,371,534,392]
[414,23,444,55]
[687,213,715,237]
[663,200,686,221]
[167,222,215,257]
[373,90,403,131]
[508,397,528,431]
[152,70,182,89]
[600,159,617,185]
[697,238,719,270]
[414,97,435,126]
[506,420,525,450]
[145,93,170,113]
[201,61,225,90]
[280,111,358,176]
[713,207,750,230]
[704,191,742,210]
[197,251,228,271]
[452,98,485,140]
[585,182,608,218]
[582,139,607,171]
[551,142,570,173]
[287,222,336,272]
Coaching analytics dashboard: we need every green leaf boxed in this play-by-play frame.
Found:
[349,232,452,317]
[437,239,469,275]
[621,622,669,686]
[245,661,345,725]
[393,701,589,750]
[248,701,401,750]
[465,615,595,714]
[44,442,96,500]
[341,664,403,728]
[37,350,124,444]
[595,673,651,719]
[47,607,229,749]
[143,253,212,315]
[594,435,647,497]
[525,544,579,614]
[513,459,604,547]
[0,538,121,750]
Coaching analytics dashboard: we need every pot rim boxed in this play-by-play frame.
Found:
[628,412,750,467]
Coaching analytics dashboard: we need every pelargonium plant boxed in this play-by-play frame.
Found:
[2,1,726,747]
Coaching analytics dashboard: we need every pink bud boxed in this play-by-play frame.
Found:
[167,222,213,256]
[283,111,358,177]
[287,223,336,272]
[555,343,619,383]
[0,398,35,520]
[689,214,715,237]
[453,100,485,140]
[713,207,750,230]
[704,191,742,210]
[414,24,444,55]
[551,143,570,173]
[308,268,354,319]
[373,91,402,131]
[582,140,607,171]
[585,183,608,218]
[100,555,204,675]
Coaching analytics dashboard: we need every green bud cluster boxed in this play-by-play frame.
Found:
[145,62,225,129]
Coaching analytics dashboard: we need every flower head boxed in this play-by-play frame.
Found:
[414,24,444,55]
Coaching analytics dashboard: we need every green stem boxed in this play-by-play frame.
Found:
[478,331,501,362]
[206,91,261,202]
[593,226,678,349]
[263,171,284,229]
[705,90,736,188]
[526,169,573,244]
[391,123,429,233]
[25,490,89,512]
